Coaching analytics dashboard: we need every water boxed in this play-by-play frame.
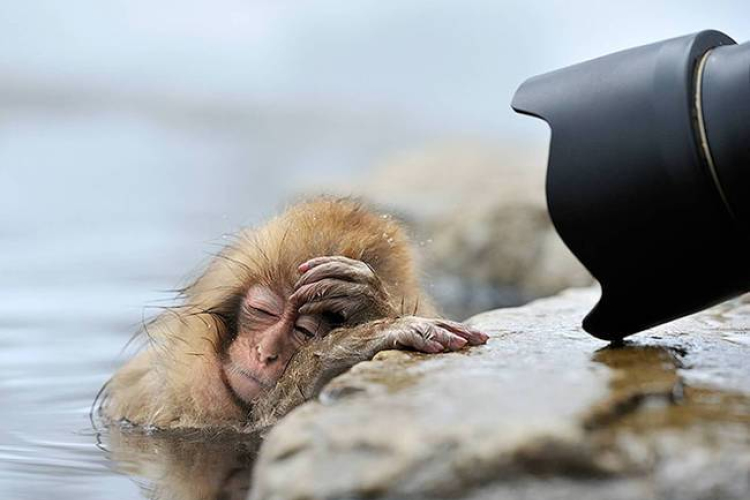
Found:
[0,266,258,500]
[5,4,750,498]
[0,106,427,500]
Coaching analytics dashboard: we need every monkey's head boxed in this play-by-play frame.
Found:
[221,283,332,403]
[175,198,421,406]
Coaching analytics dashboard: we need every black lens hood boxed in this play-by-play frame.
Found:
[512,30,750,340]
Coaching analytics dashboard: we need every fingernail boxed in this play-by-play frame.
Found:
[299,263,309,273]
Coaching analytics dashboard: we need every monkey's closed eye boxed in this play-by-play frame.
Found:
[246,305,279,319]
[295,325,315,339]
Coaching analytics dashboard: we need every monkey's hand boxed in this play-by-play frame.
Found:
[307,316,488,393]
[378,315,489,354]
[249,316,488,430]
[290,255,397,324]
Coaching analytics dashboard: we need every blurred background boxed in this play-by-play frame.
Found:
[1,1,749,499]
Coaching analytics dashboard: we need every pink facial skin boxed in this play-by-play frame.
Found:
[222,285,328,403]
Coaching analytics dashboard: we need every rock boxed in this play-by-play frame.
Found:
[426,199,592,318]
[249,287,750,500]
[301,141,593,319]
[352,142,548,220]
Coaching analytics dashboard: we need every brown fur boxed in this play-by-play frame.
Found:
[99,197,433,430]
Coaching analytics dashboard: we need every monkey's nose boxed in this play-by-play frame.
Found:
[256,344,279,363]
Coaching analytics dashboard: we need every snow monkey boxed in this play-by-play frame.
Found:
[99,198,488,431]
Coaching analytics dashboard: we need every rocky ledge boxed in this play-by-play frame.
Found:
[249,287,750,500]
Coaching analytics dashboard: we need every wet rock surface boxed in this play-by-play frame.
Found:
[249,288,750,500]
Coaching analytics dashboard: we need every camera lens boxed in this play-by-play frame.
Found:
[512,31,750,340]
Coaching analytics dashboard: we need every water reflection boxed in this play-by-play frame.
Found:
[97,427,262,500]
[588,341,750,431]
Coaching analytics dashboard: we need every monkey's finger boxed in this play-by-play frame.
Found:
[432,319,489,346]
[295,261,373,289]
[291,279,368,308]
[298,298,362,319]
[298,255,364,274]
[415,322,468,351]
[389,327,444,354]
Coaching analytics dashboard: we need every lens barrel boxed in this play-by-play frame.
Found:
[700,41,750,230]
[512,30,750,340]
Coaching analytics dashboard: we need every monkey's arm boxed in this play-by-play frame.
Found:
[249,316,487,429]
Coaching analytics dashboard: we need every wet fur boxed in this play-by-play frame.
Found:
[98,197,432,430]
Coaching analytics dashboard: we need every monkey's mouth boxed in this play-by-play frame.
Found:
[235,366,275,389]
[222,361,277,404]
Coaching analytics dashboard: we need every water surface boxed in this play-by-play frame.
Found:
[0,107,387,500]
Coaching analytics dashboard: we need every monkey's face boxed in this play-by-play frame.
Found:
[222,285,329,403]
